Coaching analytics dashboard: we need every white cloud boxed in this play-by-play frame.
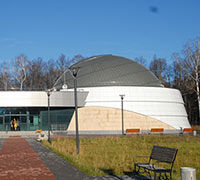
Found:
[0,38,33,48]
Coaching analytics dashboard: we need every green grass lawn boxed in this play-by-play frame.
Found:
[42,135,200,179]
[192,125,200,131]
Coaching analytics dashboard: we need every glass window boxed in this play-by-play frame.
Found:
[20,116,27,123]
[0,117,3,124]
[5,116,11,123]
[0,108,5,115]
[30,116,33,124]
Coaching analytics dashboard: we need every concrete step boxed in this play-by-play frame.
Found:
[0,131,49,138]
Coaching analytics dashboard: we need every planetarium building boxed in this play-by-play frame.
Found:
[0,55,191,133]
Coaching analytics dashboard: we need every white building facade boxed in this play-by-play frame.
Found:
[0,55,191,133]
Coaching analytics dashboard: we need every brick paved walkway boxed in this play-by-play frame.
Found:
[0,138,57,180]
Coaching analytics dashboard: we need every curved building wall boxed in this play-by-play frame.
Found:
[78,86,190,129]
[67,106,175,133]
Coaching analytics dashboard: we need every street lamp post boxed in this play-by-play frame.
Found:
[70,67,80,155]
[47,90,51,143]
[119,94,125,135]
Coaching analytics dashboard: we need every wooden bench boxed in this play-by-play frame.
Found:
[126,128,140,134]
[134,145,178,180]
[183,128,193,133]
[151,128,164,134]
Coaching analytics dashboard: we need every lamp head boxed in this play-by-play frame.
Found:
[70,66,79,78]
[119,94,125,100]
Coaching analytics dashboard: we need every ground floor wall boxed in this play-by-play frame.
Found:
[0,107,74,131]
[67,106,175,134]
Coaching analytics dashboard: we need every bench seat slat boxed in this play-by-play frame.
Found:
[126,129,140,133]
[135,163,171,172]
[183,128,193,133]
[151,128,164,133]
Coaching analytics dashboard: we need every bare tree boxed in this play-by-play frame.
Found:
[149,56,167,82]
[57,54,68,73]
[172,57,185,89]
[149,55,173,87]
[13,54,29,90]
[44,59,60,89]
[0,61,11,90]
[56,54,70,85]
[26,57,46,90]
[174,38,200,123]
[135,56,148,67]
[56,54,84,85]
[57,54,84,73]
[71,54,84,64]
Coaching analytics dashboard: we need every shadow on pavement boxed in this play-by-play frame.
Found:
[100,169,125,180]
[123,171,152,180]
[99,169,152,180]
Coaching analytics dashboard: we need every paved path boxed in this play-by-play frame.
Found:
[0,139,4,150]
[0,138,57,180]
[0,138,149,180]
[27,138,91,180]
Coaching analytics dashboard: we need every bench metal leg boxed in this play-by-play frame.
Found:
[154,171,156,180]
[170,172,172,180]
[135,166,174,180]
[134,165,145,174]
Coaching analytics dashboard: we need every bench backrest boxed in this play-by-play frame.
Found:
[126,128,140,133]
[150,146,178,164]
[151,128,164,133]
[183,128,193,133]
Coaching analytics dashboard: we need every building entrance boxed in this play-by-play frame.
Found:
[0,107,74,131]
[4,115,27,131]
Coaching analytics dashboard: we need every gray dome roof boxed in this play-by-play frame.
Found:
[54,55,162,89]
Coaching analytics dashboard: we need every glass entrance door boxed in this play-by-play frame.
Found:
[29,115,40,131]
[19,115,27,131]
[5,115,11,131]
[4,115,27,131]
[0,116,3,131]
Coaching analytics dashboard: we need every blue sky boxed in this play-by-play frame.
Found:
[0,0,200,64]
